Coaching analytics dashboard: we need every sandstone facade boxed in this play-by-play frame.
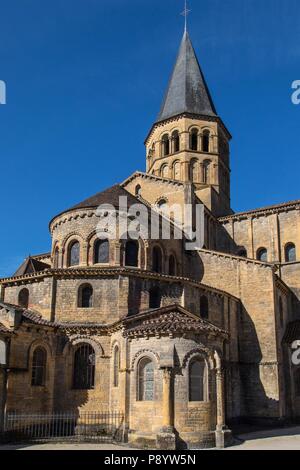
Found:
[0,29,299,450]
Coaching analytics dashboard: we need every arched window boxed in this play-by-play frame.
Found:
[279,297,284,328]
[285,243,296,263]
[18,288,29,309]
[162,134,170,156]
[73,344,95,390]
[202,130,210,152]
[78,284,93,308]
[160,164,169,179]
[157,198,167,211]
[190,159,199,182]
[149,287,161,309]
[294,368,300,397]
[203,160,211,184]
[169,255,176,276]
[152,246,163,273]
[190,129,198,151]
[113,346,120,387]
[54,247,59,269]
[68,241,80,267]
[172,131,180,153]
[31,347,47,387]
[173,161,181,180]
[257,247,268,262]
[137,357,154,401]
[189,358,206,402]
[200,295,209,319]
[94,239,109,264]
[237,248,247,258]
[135,185,142,197]
[125,240,139,267]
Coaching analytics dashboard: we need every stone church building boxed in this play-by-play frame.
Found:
[1,30,300,449]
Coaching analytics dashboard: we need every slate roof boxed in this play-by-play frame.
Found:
[68,184,143,212]
[157,31,217,123]
[13,257,50,277]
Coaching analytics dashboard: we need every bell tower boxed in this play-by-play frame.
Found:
[145,30,232,217]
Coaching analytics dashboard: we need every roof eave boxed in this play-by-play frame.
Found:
[144,112,232,145]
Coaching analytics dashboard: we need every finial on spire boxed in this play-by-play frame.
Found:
[181,0,191,33]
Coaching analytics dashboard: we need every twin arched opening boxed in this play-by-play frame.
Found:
[189,128,211,153]
[160,131,180,158]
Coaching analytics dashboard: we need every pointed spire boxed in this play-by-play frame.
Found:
[156,31,217,123]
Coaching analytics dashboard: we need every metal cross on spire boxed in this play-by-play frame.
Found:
[181,0,191,33]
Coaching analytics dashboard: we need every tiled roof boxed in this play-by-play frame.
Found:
[22,310,60,327]
[123,304,228,339]
[0,302,59,329]
[68,184,142,212]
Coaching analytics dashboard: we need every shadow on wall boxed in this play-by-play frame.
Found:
[53,336,90,414]
[184,251,204,282]
[229,305,281,425]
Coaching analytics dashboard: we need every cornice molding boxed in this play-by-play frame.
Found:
[144,113,232,145]
[121,171,184,189]
[219,200,300,223]
[0,266,240,301]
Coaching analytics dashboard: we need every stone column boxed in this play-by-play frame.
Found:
[114,242,121,267]
[198,133,202,151]
[162,368,173,430]
[58,249,63,269]
[183,161,190,182]
[156,368,176,450]
[81,243,88,266]
[182,131,190,151]
[200,163,204,183]
[216,368,225,430]
[213,163,218,186]
[61,248,66,268]
[215,364,232,448]
[212,134,218,153]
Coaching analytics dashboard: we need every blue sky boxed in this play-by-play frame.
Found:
[0,0,300,276]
